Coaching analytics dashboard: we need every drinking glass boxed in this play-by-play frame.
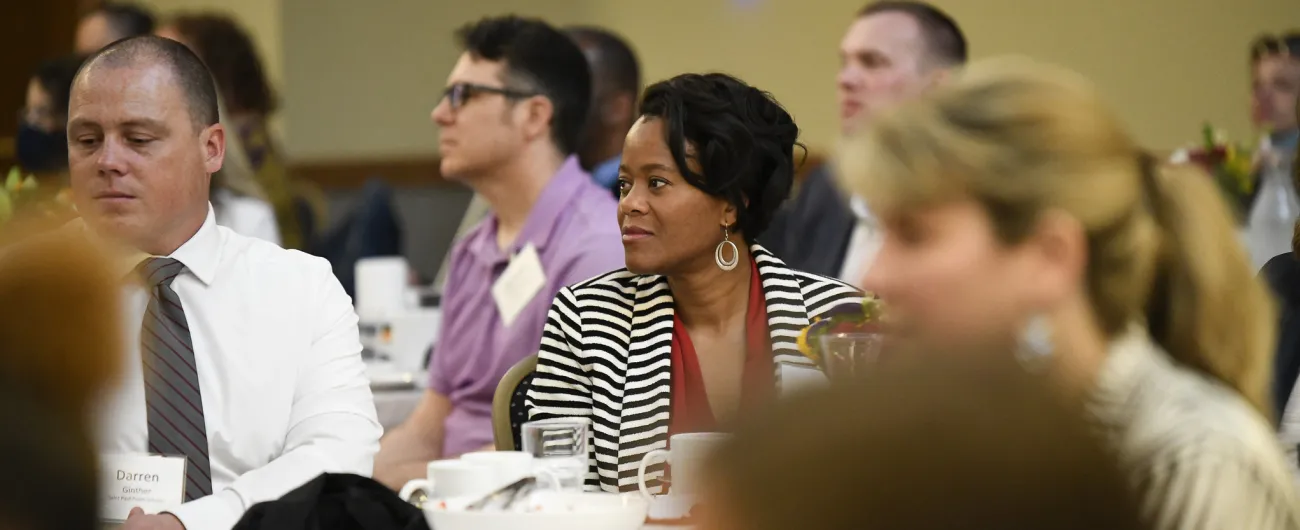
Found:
[520,418,590,491]
[819,332,883,382]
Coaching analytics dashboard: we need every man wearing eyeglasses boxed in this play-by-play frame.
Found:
[373,15,624,490]
[1252,33,1300,163]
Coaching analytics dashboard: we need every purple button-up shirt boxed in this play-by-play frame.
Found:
[429,156,624,457]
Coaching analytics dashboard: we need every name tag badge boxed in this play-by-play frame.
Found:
[491,243,547,328]
[99,454,187,523]
[778,361,829,396]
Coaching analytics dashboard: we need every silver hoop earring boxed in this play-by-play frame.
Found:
[715,227,739,271]
[1016,314,1054,372]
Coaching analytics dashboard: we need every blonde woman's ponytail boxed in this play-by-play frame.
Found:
[1142,158,1276,416]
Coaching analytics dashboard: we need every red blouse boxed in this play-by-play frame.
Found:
[668,259,774,435]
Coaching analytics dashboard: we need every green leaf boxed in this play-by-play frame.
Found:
[4,167,19,192]
[1201,122,1215,150]
[20,176,37,191]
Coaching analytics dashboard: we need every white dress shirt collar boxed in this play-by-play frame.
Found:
[166,204,222,286]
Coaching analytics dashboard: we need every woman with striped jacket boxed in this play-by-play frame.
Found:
[526,73,862,494]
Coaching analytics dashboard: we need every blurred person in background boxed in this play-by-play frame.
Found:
[1259,94,1300,478]
[841,57,1300,529]
[157,13,305,249]
[700,350,1146,530]
[762,0,966,282]
[1251,32,1300,168]
[565,26,641,195]
[69,35,380,530]
[374,15,624,490]
[0,222,123,530]
[527,73,862,493]
[75,2,155,54]
[18,55,84,180]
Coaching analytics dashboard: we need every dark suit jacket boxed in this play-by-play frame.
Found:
[760,164,857,277]
[234,473,427,530]
[1261,252,1300,423]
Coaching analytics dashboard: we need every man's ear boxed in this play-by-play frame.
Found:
[200,123,225,175]
[520,96,555,143]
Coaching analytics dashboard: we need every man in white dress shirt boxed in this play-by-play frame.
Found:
[67,36,381,530]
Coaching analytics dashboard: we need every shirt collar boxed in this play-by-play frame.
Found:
[80,204,222,285]
[849,195,877,225]
[1271,128,1299,155]
[168,204,221,285]
[469,156,590,265]
[1086,324,1159,426]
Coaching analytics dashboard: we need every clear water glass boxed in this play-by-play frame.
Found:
[520,418,590,491]
[819,332,883,382]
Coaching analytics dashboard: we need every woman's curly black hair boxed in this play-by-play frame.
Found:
[638,73,803,242]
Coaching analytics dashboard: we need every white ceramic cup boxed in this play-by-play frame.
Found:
[399,460,497,501]
[459,451,562,490]
[636,432,731,499]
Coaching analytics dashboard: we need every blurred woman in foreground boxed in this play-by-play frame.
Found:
[701,351,1146,530]
[0,222,122,530]
[841,57,1300,528]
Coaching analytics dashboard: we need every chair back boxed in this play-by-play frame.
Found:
[492,355,538,451]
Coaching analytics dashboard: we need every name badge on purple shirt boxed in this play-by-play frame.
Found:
[491,243,547,327]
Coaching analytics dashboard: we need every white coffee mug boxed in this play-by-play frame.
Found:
[637,432,731,499]
[460,451,560,490]
[398,460,497,501]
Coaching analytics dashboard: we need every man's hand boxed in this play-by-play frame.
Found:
[119,507,184,530]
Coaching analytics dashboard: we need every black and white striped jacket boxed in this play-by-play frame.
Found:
[525,245,863,493]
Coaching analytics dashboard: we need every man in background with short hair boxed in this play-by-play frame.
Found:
[566,26,642,195]
[1251,33,1300,169]
[75,2,156,54]
[762,1,967,283]
[374,15,624,490]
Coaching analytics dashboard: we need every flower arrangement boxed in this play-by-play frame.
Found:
[796,295,884,366]
[1185,123,1257,216]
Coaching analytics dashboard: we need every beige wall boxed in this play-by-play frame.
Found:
[279,0,600,161]
[146,0,1300,160]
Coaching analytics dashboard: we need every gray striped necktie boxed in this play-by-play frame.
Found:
[136,257,213,501]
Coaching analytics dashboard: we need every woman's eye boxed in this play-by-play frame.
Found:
[648,178,668,189]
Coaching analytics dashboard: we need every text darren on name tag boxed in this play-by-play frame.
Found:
[98,454,187,523]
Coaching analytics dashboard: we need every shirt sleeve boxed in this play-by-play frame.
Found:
[167,258,382,530]
[427,245,468,395]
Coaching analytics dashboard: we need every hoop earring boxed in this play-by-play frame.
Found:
[715,227,739,271]
[1016,314,1054,373]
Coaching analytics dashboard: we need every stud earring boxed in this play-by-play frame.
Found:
[1016,314,1054,372]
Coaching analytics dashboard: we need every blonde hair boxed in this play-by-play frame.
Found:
[838,57,1276,414]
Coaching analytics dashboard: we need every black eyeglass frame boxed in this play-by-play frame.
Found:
[440,82,540,111]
